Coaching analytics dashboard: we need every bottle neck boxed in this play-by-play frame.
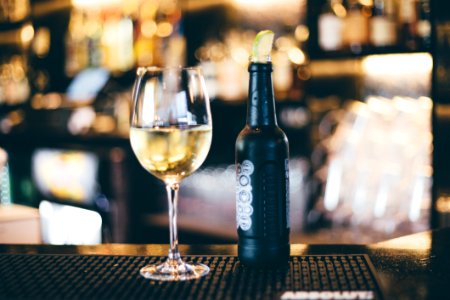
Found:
[247,62,277,127]
[373,0,385,16]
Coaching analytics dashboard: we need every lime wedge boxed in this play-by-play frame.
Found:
[251,30,275,63]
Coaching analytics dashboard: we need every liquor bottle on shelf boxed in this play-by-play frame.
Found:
[343,0,371,53]
[370,0,397,47]
[65,7,135,76]
[318,0,345,51]
[65,10,89,77]
[398,0,418,49]
[416,0,431,49]
[236,30,290,267]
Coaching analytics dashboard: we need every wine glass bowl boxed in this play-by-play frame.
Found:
[130,66,212,281]
[130,125,212,185]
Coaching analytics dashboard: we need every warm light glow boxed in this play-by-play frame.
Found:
[359,0,373,7]
[332,2,347,18]
[233,0,275,6]
[275,36,294,51]
[141,20,157,38]
[288,47,306,65]
[159,0,178,15]
[362,53,433,77]
[436,196,450,213]
[294,25,309,42]
[140,1,158,19]
[233,0,299,8]
[32,28,50,57]
[71,0,122,8]
[20,23,34,45]
[156,22,173,38]
[230,47,249,65]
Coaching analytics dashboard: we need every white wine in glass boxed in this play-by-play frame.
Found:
[130,66,212,281]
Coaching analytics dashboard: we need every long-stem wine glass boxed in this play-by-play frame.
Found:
[129,66,212,281]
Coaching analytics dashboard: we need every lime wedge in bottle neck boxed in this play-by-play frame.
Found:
[251,30,275,63]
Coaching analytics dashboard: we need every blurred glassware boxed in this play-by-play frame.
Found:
[315,96,432,236]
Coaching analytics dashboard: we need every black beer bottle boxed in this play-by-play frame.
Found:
[235,61,290,267]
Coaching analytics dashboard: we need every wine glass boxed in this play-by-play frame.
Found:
[129,66,212,281]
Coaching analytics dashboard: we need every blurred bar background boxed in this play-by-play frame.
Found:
[0,0,449,245]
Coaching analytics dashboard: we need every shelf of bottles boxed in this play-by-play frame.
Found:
[309,0,431,59]
[65,0,183,77]
[0,0,33,108]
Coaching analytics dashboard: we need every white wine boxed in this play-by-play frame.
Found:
[130,66,212,281]
[130,125,212,184]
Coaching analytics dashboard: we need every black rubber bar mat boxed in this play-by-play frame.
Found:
[0,254,383,299]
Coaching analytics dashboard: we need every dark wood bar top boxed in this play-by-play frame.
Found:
[1,227,449,299]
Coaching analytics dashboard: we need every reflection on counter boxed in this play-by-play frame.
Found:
[39,200,102,245]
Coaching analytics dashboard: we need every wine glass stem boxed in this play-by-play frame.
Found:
[166,183,181,262]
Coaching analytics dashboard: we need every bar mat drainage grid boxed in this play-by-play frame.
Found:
[0,254,382,299]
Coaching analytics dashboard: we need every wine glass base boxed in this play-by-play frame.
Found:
[140,259,209,281]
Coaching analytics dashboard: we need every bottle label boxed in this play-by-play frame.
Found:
[236,160,254,231]
[285,159,290,229]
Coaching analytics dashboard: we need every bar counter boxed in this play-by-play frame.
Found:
[1,227,449,299]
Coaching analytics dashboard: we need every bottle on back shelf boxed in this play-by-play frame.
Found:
[416,0,431,48]
[343,0,371,53]
[370,0,397,47]
[235,30,290,267]
[398,0,418,49]
[318,0,346,51]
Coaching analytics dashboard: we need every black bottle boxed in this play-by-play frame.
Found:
[235,61,290,267]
